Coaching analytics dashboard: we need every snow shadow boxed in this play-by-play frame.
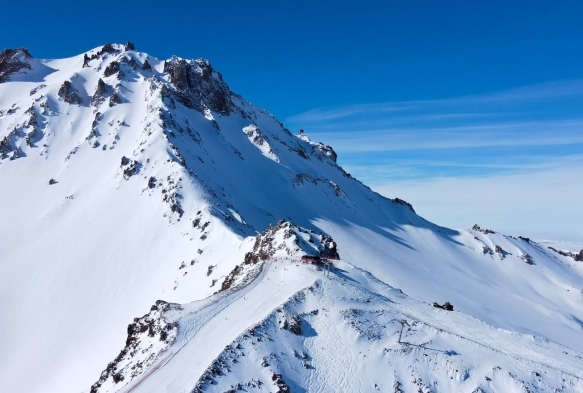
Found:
[328,267,359,283]
[300,318,317,338]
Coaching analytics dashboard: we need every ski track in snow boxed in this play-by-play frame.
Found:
[1,44,582,393]
[126,260,318,393]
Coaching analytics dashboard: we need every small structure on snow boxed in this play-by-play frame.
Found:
[301,255,321,264]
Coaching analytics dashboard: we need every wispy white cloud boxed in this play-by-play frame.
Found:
[286,78,583,125]
[310,119,583,152]
[285,79,583,242]
[372,163,583,243]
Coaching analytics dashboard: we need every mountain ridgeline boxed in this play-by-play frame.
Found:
[1,43,582,393]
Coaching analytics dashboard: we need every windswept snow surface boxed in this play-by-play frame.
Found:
[0,44,582,393]
[104,260,583,393]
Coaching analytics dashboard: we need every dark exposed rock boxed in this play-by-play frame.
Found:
[92,79,108,106]
[494,245,507,259]
[124,56,139,70]
[520,254,534,265]
[89,300,180,393]
[0,48,33,83]
[299,129,338,163]
[318,233,339,259]
[83,53,90,68]
[518,236,531,243]
[271,373,290,393]
[163,57,232,115]
[287,315,302,335]
[109,91,122,107]
[548,246,583,262]
[29,84,46,96]
[103,61,122,78]
[87,112,102,143]
[0,128,19,159]
[142,59,152,71]
[120,156,141,179]
[125,41,135,51]
[318,143,337,162]
[393,198,415,213]
[58,80,83,105]
[48,179,57,185]
[96,78,107,95]
[24,106,40,147]
[472,224,495,234]
[98,43,117,56]
[147,176,156,189]
[432,302,453,311]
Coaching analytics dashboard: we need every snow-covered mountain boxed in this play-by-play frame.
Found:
[1,43,582,393]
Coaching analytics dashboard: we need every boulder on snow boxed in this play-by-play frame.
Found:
[432,302,453,311]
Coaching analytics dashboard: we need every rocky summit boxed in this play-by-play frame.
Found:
[1,43,583,393]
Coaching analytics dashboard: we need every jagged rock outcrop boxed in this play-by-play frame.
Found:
[120,156,140,179]
[297,129,338,163]
[142,59,152,71]
[0,48,33,83]
[472,224,495,234]
[83,53,90,68]
[89,300,180,393]
[58,80,83,105]
[549,247,583,262]
[221,220,339,292]
[125,41,135,51]
[109,91,122,107]
[84,43,120,67]
[103,61,122,78]
[163,57,232,115]
[0,128,20,160]
[393,198,415,213]
[96,43,118,57]
[92,79,108,106]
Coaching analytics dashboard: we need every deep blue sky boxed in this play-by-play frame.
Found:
[2,1,582,242]
[2,1,582,119]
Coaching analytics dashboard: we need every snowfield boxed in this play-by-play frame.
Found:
[0,43,582,393]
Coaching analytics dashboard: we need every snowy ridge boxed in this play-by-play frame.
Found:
[122,260,583,393]
[0,43,582,393]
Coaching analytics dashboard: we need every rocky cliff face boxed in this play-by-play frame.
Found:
[90,301,181,393]
[163,57,232,115]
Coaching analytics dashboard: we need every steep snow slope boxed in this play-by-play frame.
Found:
[0,44,582,393]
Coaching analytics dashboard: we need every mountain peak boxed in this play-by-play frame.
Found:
[0,47,33,83]
[1,44,583,393]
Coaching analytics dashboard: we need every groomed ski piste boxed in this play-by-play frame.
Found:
[1,43,583,393]
[95,257,583,393]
